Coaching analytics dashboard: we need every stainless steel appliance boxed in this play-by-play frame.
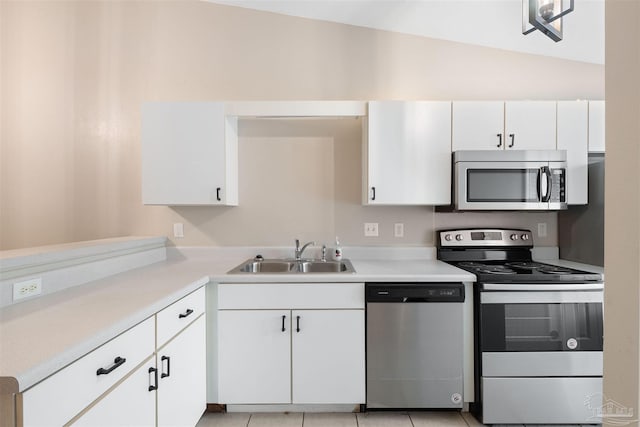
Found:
[437,229,604,425]
[454,150,568,210]
[366,282,465,409]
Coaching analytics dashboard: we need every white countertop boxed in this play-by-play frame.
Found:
[0,240,603,395]
[0,249,473,394]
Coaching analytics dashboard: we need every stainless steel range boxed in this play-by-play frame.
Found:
[437,228,604,425]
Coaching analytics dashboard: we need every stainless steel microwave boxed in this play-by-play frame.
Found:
[454,150,567,210]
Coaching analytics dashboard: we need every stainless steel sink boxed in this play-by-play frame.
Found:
[228,258,356,274]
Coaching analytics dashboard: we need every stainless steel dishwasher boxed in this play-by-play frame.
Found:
[366,282,465,409]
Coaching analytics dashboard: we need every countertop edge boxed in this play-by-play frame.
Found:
[1,275,209,394]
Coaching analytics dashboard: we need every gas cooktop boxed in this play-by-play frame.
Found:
[449,260,602,283]
[437,228,603,284]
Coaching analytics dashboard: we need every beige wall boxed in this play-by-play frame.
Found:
[604,1,640,424]
[0,1,603,250]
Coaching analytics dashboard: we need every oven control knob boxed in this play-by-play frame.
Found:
[521,233,530,241]
[510,234,519,240]
[455,234,463,241]
[444,234,453,241]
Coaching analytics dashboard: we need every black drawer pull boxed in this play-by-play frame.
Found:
[281,315,286,332]
[216,187,222,201]
[148,367,158,391]
[296,315,301,333]
[161,355,171,378]
[96,357,126,376]
[497,133,503,148]
[371,187,376,201]
[178,309,194,319]
[508,133,515,147]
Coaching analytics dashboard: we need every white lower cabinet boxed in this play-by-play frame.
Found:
[218,310,291,404]
[20,287,206,427]
[291,310,365,404]
[157,315,207,427]
[218,283,365,406]
[72,359,157,427]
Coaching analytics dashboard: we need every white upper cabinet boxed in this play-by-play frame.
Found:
[588,101,605,152]
[141,102,238,206]
[452,101,505,150]
[557,101,589,205]
[504,101,557,150]
[364,101,452,205]
[452,101,556,151]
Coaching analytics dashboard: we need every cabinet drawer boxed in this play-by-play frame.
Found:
[218,283,364,309]
[20,316,155,427]
[157,286,205,348]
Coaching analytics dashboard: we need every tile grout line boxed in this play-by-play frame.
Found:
[302,412,305,427]
[409,412,416,427]
[246,413,252,427]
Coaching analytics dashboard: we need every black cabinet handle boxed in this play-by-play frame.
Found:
[508,133,515,148]
[296,315,301,333]
[216,187,221,201]
[96,357,126,376]
[161,355,171,378]
[148,367,158,391]
[281,315,286,332]
[178,308,194,319]
[496,133,503,148]
[371,187,376,201]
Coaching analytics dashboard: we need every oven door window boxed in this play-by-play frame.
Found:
[481,303,603,352]
[467,169,539,202]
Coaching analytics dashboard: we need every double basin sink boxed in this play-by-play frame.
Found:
[229,258,356,274]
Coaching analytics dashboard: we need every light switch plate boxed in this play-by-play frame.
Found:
[537,222,547,238]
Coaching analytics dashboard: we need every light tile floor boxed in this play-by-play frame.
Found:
[196,411,478,427]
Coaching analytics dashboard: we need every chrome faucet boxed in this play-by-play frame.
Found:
[294,239,315,260]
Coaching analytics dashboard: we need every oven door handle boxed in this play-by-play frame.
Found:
[481,283,604,292]
[481,290,603,304]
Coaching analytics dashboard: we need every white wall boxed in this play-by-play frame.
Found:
[0,1,603,250]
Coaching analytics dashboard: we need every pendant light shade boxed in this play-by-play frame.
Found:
[522,0,574,42]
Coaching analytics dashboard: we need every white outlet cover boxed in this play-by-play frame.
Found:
[173,223,184,238]
[394,223,404,238]
[13,277,43,301]
[364,222,379,237]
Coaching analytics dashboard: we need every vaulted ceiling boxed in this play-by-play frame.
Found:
[206,0,604,64]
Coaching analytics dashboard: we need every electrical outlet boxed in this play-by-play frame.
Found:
[394,223,404,238]
[537,222,548,238]
[173,223,184,238]
[13,278,42,301]
[364,222,379,237]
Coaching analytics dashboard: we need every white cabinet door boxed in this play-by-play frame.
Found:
[504,101,557,150]
[72,360,156,427]
[218,310,291,404]
[364,101,451,205]
[157,315,207,427]
[557,101,588,205]
[588,101,606,152]
[141,102,238,206]
[452,101,505,151]
[291,310,365,404]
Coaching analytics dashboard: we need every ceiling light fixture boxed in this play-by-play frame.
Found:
[522,0,574,42]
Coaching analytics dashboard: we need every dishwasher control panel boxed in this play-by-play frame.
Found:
[366,283,464,303]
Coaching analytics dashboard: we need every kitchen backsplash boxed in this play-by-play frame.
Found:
[159,118,558,248]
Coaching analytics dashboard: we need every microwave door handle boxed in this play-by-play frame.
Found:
[541,166,552,202]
